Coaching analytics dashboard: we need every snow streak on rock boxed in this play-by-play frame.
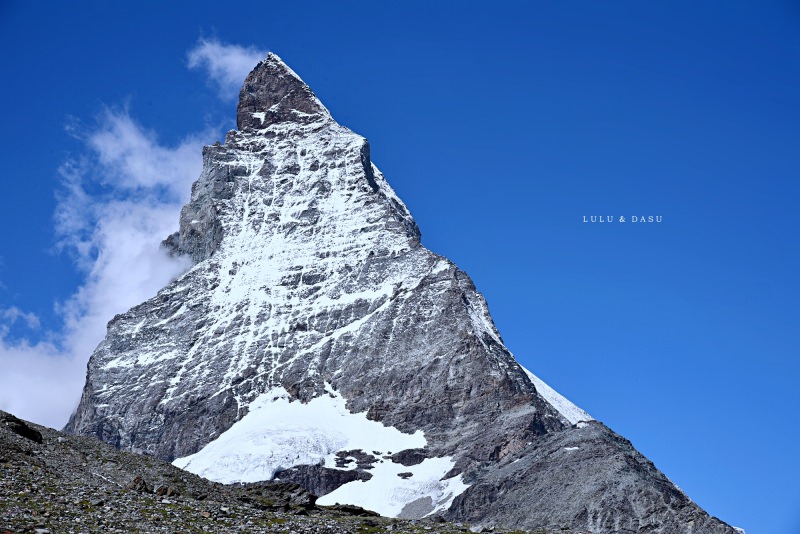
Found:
[520,366,592,425]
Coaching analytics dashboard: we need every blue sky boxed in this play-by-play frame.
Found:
[0,1,798,532]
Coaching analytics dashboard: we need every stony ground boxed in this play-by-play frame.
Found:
[1,412,554,534]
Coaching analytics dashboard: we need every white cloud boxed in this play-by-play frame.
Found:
[1,307,41,330]
[0,108,216,428]
[0,37,262,430]
[188,38,267,101]
[0,339,84,426]
[84,109,204,198]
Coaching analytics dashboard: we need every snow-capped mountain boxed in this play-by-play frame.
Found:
[66,53,737,533]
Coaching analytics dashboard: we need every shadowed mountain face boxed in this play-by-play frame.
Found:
[66,53,738,533]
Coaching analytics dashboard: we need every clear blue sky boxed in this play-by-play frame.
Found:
[1,2,798,532]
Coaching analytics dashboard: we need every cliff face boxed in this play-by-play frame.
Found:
[66,53,737,533]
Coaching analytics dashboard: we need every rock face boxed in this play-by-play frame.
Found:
[66,54,737,533]
[2,412,43,443]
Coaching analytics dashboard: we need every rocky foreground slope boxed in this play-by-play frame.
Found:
[65,53,737,533]
[2,410,524,533]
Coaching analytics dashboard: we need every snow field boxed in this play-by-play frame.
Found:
[173,383,468,517]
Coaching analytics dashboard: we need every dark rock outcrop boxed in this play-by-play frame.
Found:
[236,56,331,130]
[391,448,428,467]
[238,480,317,510]
[125,475,151,493]
[274,465,372,498]
[2,412,43,443]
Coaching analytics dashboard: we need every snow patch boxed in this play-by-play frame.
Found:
[173,385,424,483]
[318,455,468,518]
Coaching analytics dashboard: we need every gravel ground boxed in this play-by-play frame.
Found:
[1,412,545,534]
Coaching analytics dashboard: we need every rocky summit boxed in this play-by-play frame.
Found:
[65,53,737,533]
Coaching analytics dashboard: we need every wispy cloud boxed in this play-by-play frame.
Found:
[53,109,204,381]
[0,338,83,426]
[0,38,261,429]
[1,307,41,331]
[0,109,212,428]
[188,38,267,101]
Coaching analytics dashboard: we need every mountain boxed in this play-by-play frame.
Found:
[66,53,738,533]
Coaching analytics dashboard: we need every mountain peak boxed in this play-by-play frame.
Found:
[236,52,331,130]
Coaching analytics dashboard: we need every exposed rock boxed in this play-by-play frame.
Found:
[2,412,43,443]
[238,480,316,510]
[446,421,735,533]
[154,484,180,497]
[125,475,151,493]
[335,449,378,469]
[236,55,331,130]
[274,464,372,497]
[327,503,381,517]
[391,448,428,466]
